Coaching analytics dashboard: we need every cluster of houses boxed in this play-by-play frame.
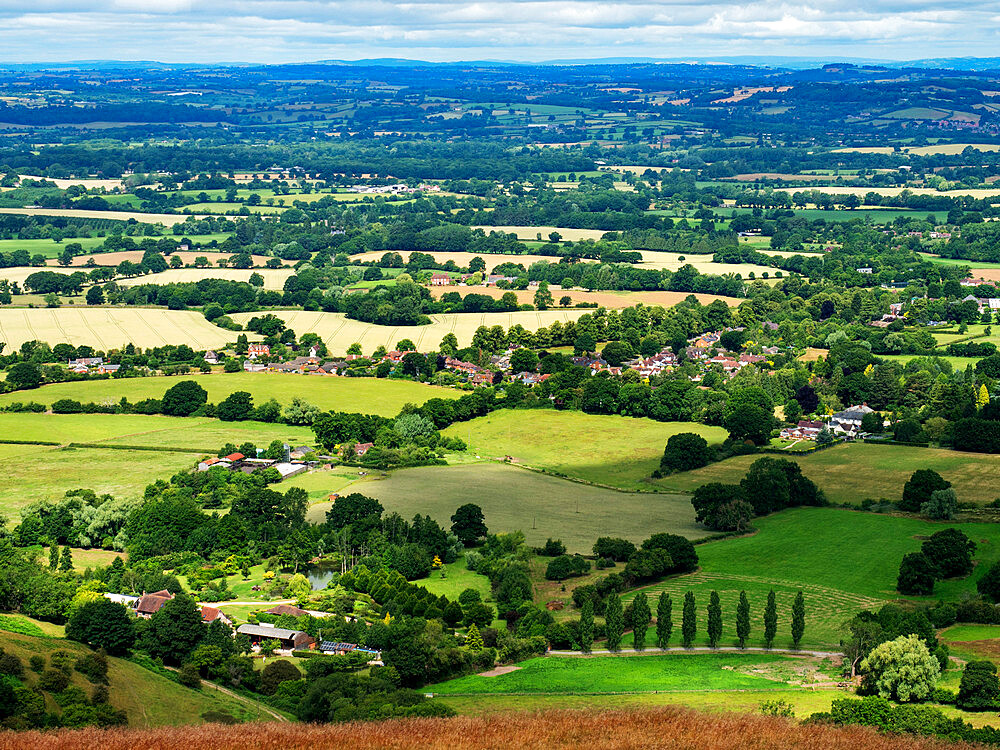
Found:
[103,593,381,660]
[779,403,877,442]
[197,448,313,481]
[67,357,121,375]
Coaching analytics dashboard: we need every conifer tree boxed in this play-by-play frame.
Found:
[764,590,778,649]
[707,591,722,648]
[682,592,696,648]
[49,545,59,570]
[736,590,751,649]
[656,592,672,649]
[59,546,73,572]
[632,592,651,651]
[465,623,483,652]
[579,600,594,654]
[605,593,624,652]
[791,591,805,649]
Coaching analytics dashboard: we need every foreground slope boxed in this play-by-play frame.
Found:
[0,707,979,750]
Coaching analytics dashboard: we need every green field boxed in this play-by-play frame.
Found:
[443,411,728,490]
[941,624,1000,642]
[621,507,1000,648]
[655,442,1000,505]
[429,653,796,695]
[305,463,707,552]
[0,372,459,416]
[0,412,317,513]
[420,554,494,603]
[0,630,257,727]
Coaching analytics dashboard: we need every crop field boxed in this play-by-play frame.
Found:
[58,249,277,268]
[0,373,458,415]
[635,250,774,277]
[305,463,708,551]
[0,207,216,225]
[471,226,610,241]
[0,631,255,727]
[351,250,571,271]
[0,308,239,349]
[654,442,1000,505]
[879,353,982,368]
[228,310,592,353]
[622,507,1000,648]
[117,267,294,289]
[834,143,1000,155]
[429,285,742,308]
[428,653,793,695]
[771,184,1000,199]
[442,410,729,490]
[0,236,107,257]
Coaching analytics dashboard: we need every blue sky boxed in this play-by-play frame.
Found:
[0,1,997,63]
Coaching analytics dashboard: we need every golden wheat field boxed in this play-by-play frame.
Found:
[228,309,590,352]
[0,707,980,750]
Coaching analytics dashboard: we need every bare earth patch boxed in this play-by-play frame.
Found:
[479,665,522,678]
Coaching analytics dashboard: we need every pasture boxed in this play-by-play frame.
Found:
[622,507,1000,648]
[0,630,256,727]
[0,307,239,349]
[428,653,793,695]
[304,463,708,552]
[228,310,592,354]
[0,372,458,415]
[442,410,729,490]
[654,442,1000,505]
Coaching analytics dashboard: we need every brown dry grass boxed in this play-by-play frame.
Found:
[0,707,981,750]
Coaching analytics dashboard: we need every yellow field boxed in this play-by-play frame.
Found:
[471,225,609,241]
[833,143,1000,156]
[117,268,294,290]
[351,250,561,272]
[636,250,773,276]
[429,286,741,309]
[229,309,590,352]
[0,207,214,226]
[17,174,125,190]
[0,308,243,349]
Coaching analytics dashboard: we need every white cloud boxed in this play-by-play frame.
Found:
[0,1,998,62]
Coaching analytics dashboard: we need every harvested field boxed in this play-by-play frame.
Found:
[0,308,241,349]
[228,309,590,353]
[0,207,215,225]
[471,225,609,241]
[833,143,1000,155]
[429,285,742,308]
[16,174,125,190]
[50,250,282,268]
[772,185,1000,199]
[351,250,559,272]
[0,706,979,750]
[117,268,294,289]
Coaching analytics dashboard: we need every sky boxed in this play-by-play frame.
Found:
[0,1,998,64]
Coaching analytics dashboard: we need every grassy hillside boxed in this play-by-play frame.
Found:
[620,508,1000,648]
[0,629,256,728]
[0,373,459,416]
[442,411,728,490]
[0,706,978,750]
[654,442,1000,505]
[304,463,708,551]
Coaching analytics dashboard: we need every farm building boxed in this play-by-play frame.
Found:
[237,623,315,651]
[136,590,174,619]
[430,273,451,286]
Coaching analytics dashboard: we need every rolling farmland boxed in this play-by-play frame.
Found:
[228,309,593,352]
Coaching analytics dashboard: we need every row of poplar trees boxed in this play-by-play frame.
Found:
[576,590,805,652]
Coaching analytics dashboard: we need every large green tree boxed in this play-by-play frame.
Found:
[791,591,805,649]
[450,504,488,547]
[160,380,209,417]
[141,593,207,665]
[631,592,651,651]
[681,592,696,648]
[900,469,951,513]
[736,590,751,649]
[764,590,777,649]
[66,598,135,655]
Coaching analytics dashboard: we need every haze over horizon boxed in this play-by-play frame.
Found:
[2,1,999,65]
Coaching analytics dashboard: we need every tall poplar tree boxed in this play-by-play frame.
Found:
[656,592,672,649]
[682,592,696,648]
[764,590,778,649]
[707,591,722,648]
[605,593,624,652]
[791,591,805,649]
[736,590,751,649]
[632,592,651,651]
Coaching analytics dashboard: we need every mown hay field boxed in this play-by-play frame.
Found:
[0,308,238,349]
[0,207,216,225]
[654,442,1000,505]
[303,463,708,551]
[429,285,742,308]
[623,507,1000,648]
[116,267,294,289]
[228,309,592,353]
[833,143,1000,155]
[441,409,729,490]
[471,225,610,241]
[0,705,981,750]
[0,373,459,415]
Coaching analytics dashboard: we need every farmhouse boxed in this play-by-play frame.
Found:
[136,590,174,618]
[829,404,874,436]
[247,343,270,359]
[430,273,451,286]
[780,420,826,440]
[236,623,315,651]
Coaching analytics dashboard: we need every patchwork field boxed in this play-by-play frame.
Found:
[304,463,707,551]
[228,310,591,354]
[0,373,459,415]
[0,308,240,349]
[442,410,729,490]
[654,442,1000,505]
[429,285,742,308]
[621,507,1000,648]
